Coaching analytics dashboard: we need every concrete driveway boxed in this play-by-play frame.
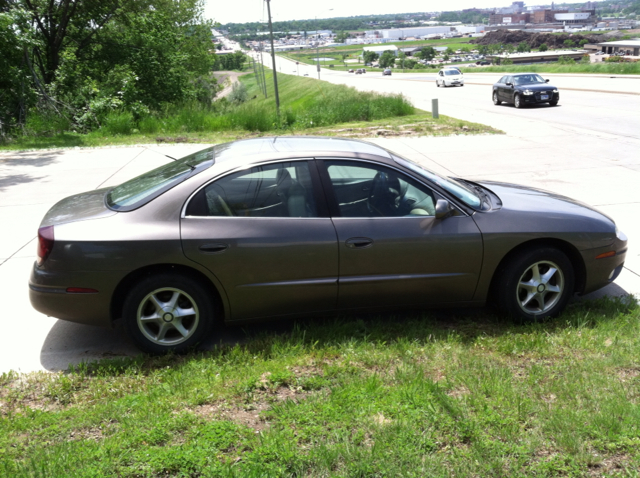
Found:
[2,89,640,373]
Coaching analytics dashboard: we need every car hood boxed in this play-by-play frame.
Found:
[41,188,116,227]
[475,180,616,248]
[517,83,556,91]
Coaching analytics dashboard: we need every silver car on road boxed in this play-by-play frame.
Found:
[30,137,628,353]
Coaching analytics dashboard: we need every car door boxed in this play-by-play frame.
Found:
[496,76,508,102]
[318,159,483,310]
[181,160,338,320]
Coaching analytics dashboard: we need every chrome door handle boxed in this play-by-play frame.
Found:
[345,237,373,249]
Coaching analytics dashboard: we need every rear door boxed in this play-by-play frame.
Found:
[181,160,339,320]
[318,159,483,310]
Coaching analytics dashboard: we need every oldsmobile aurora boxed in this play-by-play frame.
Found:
[30,137,627,353]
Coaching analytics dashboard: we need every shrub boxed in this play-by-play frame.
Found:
[228,81,248,104]
[23,108,71,136]
[102,111,135,135]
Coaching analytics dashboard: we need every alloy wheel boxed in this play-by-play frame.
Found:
[516,260,564,316]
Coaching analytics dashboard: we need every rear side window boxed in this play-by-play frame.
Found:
[107,149,214,211]
[186,161,317,218]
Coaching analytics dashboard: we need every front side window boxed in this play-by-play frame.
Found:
[186,161,317,218]
[325,161,436,218]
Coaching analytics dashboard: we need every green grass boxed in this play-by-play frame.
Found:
[460,62,640,75]
[2,296,640,476]
[0,71,501,150]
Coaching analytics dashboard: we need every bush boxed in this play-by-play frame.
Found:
[228,81,248,104]
[102,111,135,135]
[23,108,71,136]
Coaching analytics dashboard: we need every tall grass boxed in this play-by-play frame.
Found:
[95,73,414,137]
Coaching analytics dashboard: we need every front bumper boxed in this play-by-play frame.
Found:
[29,262,123,327]
[523,92,559,104]
[579,242,627,295]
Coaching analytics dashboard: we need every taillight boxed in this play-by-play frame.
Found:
[37,225,55,266]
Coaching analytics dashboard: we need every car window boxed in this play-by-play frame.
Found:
[325,161,436,218]
[107,149,214,211]
[498,76,507,83]
[186,161,317,218]
[445,70,459,76]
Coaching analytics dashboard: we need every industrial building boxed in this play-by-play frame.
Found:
[596,39,640,57]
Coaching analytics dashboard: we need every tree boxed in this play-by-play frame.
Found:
[363,50,378,65]
[563,39,576,48]
[335,30,349,43]
[378,51,396,68]
[517,42,530,53]
[418,46,436,61]
[579,39,589,47]
[539,43,548,52]
[478,45,489,56]
[445,47,455,56]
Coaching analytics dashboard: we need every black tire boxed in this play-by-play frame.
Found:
[123,273,215,354]
[514,94,523,108]
[436,80,440,87]
[549,100,558,106]
[493,91,501,105]
[496,247,574,322]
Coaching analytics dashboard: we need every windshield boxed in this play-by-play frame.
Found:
[513,74,545,85]
[393,155,481,208]
[445,69,460,76]
[107,148,214,211]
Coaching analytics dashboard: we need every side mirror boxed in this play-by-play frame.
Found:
[435,199,452,219]
[545,79,549,83]
[506,82,513,87]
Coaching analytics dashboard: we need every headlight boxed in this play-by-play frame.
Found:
[553,89,559,93]
[523,89,534,95]
[615,225,628,242]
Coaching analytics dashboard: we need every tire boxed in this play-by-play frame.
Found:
[514,94,523,108]
[123,273,215,354]
[436,80,440,87]
[493,91,501,105]
[549,100,558,106]
[496,247,575,322]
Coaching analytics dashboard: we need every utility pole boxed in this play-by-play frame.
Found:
[265,0,280,115]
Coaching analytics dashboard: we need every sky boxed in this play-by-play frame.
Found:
[204,0,516,24]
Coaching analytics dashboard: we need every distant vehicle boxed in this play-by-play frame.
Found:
[493,73,559,108]
[383,68,392,76]
[355,69,363,74]
[362,68,367,73]
[477,61,490,65]
[348,69,354,73]
[436,68,464,87]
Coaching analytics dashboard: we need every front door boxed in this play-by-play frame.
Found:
[181,160,338,320]
[319,160,483,310]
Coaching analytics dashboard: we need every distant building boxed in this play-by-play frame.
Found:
[597,39,640,56]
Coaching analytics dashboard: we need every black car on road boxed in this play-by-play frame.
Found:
[493,73,559,108]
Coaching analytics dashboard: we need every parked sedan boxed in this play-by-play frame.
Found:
[493,73,559,108]
[30,137,627,354]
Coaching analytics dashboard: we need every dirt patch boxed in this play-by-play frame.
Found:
[214,71,250,100]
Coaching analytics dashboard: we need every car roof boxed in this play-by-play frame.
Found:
[210,136,393,166]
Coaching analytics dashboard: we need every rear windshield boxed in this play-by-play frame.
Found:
[106,148,214,211]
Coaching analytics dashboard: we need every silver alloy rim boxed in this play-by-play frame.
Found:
[493,92,498,103]
[137,287,200,346]
[517,260,564,316]
[515,95,521,107]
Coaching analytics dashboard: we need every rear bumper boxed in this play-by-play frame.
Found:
[29,262,122,327]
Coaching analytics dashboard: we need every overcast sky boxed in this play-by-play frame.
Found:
[204,0,515,24]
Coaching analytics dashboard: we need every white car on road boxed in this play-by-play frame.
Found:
[436,68,464,87]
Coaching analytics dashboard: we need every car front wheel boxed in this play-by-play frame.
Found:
[493,91,501,105]
[496,247,575,322]
[514,94,523,108]
[123,274,215,354]
[549,100,558,106]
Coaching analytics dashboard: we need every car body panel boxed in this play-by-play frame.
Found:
[28,137,627,334]
[493,73,559,105]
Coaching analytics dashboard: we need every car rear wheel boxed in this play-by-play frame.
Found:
[496,247,574,322]
[123,274,215,354]
[514,94,523,108]
[493,91,501,105]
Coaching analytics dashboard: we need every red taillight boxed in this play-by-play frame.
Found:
[37,225,55,266]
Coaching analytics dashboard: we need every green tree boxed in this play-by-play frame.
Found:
[564,39,576,48]
[517,42,530,53]
[418,46,436,61]
[539,43,548,52]
[363,50,378,65]
[579,39,589,47]
[378,51,396,68]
